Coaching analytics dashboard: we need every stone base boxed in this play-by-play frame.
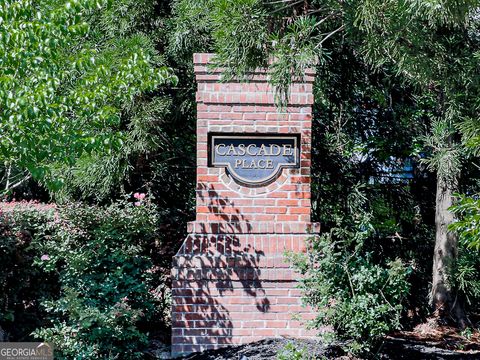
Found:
[171,251,317,357]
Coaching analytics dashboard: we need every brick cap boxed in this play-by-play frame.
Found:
[187,221,320,234]
[193,53,316,82]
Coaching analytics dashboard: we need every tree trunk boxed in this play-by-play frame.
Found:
[431,172,468,328]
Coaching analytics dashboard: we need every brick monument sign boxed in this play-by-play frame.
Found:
[171,53,319,356]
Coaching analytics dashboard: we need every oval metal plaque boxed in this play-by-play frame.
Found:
[208,133,300,186]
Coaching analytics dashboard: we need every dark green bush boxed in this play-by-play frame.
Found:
[0,202,58,341]
[449,195,480,310]
[288,186,411,355]
[0,198,169,359]
[450,195,480,250]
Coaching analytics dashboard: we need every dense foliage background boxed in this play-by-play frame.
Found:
[1,0,480,358]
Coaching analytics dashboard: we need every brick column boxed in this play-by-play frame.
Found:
[171,53,319,356]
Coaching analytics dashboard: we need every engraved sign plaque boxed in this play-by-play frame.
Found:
[208,133,300,186]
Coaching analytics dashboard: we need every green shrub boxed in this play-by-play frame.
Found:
[450,194,480,249]
[0,198,168,359]
[449,244,480,308]
[0,202,58,341]
[288,185,411,355]
[31,198,162,359]
[449,195,480,309]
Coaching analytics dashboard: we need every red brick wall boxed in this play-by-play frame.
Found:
[171,53,318,356]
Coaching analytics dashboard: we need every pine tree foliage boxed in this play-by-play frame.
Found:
[421,118,463,184]
[168,0,215,60]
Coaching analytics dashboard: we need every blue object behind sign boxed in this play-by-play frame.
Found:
[209,133,300,186]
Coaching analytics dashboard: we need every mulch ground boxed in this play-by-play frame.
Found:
[149,320,480,359]
[178,338,346,360]
[176,329,480,359]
